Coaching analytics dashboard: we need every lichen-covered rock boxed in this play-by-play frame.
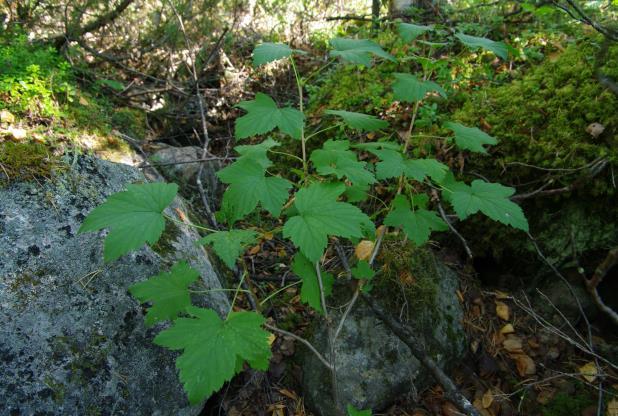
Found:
[0,155,229,415]
[301,248,467,416]
[151,145,222,193]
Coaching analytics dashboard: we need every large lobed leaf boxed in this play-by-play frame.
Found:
[235,93,304,140]
[252,42,293,67]
[455,32,508,60]
[324,110,388,132]
[283,183,373,262]
[392,73,446,103]
[310,140,376,186]
[330,38,396,67]
[217,157,292,223]
[79,182,178,262]
[398,22,433,42]
[364,147,448,183]
[443,178,529,231]
[129,261,199,327]
[444,121,497,154]
[198,229,258,269]
[154,307,271,404]
[384,195,447,246]
[291,253,334,314]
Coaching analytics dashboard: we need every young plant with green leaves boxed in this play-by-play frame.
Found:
[80,25,525,414]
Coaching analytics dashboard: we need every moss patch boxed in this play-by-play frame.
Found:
[0,141,66,186]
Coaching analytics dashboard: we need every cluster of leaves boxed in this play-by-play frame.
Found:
[80,24,528,412]
[0,34,75,117]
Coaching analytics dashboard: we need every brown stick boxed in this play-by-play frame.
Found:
[360,292,481,416]
[585,247,618,325]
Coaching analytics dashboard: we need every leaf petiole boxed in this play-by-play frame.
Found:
[259,280,301,306]
[164,214,218,233]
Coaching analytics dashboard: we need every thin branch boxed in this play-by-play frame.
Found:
[265,324,333,371]
[438,201,473,259]
[361,293,481,416]
[585,247,618,325]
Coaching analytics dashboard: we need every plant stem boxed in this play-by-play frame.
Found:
[268,149,304,163]
[164,214,218,233]
[259,280,301,306]
[264,323,333,371]
[305,122,344,140]
[227,270,247,319]
[290,56,308,179]
[189,288,251,294]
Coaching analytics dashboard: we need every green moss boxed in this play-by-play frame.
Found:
[111,108,147,139]
[151,220,181,257]
[43,376,66,404]
[541,389,596,416]
[373,237,440,319]
[452,36,618,197]
[0,141,66,186]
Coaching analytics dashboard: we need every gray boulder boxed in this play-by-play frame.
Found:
[302,248,467,416]
[0,155,229,415]
[150,145,222,193]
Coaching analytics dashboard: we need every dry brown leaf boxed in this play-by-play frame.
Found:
[495,301,510,320]
[503,335,523,353]
[278,388,298,401]
[579,361,598,383]
[473,398,494,416]
[500,324,515,334]
[354,240,375,261]
[513,353,536,376]
[248,244,261,255]
[376,224,386,238]
[441,402,460,416]
[174,208,188,222]
[536,388,555,405]
[607,398,618,416]
[482,389,494,408]
[0,109,15,124]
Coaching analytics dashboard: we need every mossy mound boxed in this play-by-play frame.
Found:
[0,141,66,186]
[452,36,618,196]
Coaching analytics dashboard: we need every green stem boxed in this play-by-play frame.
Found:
[164,214,218,233]
[268,149,304,163]
[305,122,344,141]
[189,288,252,294]
[259,280,301,306]
[303,59,335,84]
[290,56,308,178]
[227,270,247,319]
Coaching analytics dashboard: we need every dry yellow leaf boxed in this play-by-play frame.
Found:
[263,231,274,240]
[267,333,276,346]
[513,353,536,376]
[500,324,515,334]
[482,389,494,408]
[248,244,261,255]
[376,224,386,238]
[355,240,375,261]
[0,109,15,124]
[607,398,618,416]
[503,335,523,353]
[495,301,510,321]
[495,290,510,299]
[579,361,598,383]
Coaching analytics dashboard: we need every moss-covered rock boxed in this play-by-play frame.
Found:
[301,247,466,415]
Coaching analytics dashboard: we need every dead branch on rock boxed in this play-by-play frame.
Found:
[585,247,618,325]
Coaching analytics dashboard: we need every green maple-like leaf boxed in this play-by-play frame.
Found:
[283,183,372,262]
[292,253,334,314]
[330,38,396,66]
[324,110,388,131]
[154,307,271,404]
[129,261,199,327]
[347,404,372,416]
[365,148,447,182]
[392,73,446,103]
[444,122,497,154]
[235,93,304,140]
[252,42,293,67]
[79,182,178,262]
[398,22,433,41]
[198,230,258,269]
[218,158,292,222]
[455,32,508,60]
[310,140,376,186]
[234,138,280,168]
[444,179,529,231]
[384,195,448,246]
[351,260,375,280]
